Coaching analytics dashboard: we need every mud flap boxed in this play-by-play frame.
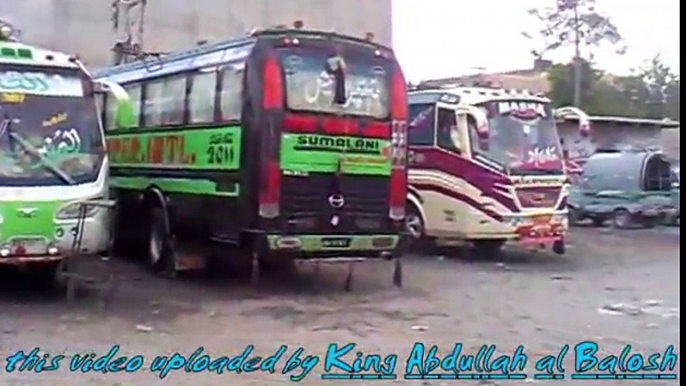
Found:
[171,241,209,272]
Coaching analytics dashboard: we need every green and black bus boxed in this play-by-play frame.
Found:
[93,24,409,284]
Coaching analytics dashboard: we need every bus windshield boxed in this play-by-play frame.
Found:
[476,100,564,175]
[0,66,103,186]
[278,47,391,119]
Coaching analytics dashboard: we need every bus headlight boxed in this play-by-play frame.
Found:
[551,213,568,223]
[55,201,100,220]
[551,213,569,229]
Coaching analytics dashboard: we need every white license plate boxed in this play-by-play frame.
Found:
[12,238,47,254]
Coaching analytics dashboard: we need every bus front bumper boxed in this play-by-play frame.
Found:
[255,232,408,260]
[0,218,110,265]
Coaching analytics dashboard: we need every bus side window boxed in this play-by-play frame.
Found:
[159,75,187,126]
[219,63,244,121]
[436,107,461,153]
[143,79,164,127]
[123,83,142,128]
[408,103,435,146]
[189,70,218,123]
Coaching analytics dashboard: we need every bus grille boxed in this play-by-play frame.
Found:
[280,174,389,232]
[516,187,562,208]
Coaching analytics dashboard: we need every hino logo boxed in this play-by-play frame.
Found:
[328,194,345,209]
[17,208,38,218]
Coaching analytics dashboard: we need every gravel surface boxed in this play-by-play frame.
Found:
[0,226,680,385]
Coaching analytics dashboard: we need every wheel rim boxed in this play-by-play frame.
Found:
[149,225,162,264]
[614,211,630,228]
[406,214,423,239]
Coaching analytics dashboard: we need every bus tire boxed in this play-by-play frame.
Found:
[32,262,61,288]
[405,201,429,251]
[146,205,173,274]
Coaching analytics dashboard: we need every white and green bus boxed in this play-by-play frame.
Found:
[0,21,133,279]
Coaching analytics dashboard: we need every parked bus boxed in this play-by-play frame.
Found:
[93,22,408,285]
[0,20,133,279]
[405,85,589,255]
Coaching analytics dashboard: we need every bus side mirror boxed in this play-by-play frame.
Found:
[555,106,591,138]
[94,79,136,130]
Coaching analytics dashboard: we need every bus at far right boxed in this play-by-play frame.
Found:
[404,85,590,256]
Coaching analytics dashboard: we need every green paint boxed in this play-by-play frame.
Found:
[111,176,239,197]
[0,46,33,60]
[281,133,391,175]
[0,201,61,244]
[106,126,242,170]
[101,79,135,129]
[267,234,399,252]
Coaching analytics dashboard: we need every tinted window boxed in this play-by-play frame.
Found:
[436,107,460,153]
[143,76,185,127]
[408,103,434,145]
[219,63,243,121]
[278,47,390,119]
[188,70,217,123]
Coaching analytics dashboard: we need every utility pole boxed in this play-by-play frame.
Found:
[571,0,582,107]
[111,0,147,65]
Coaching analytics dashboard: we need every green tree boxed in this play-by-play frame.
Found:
[524,0,625,106]
[546,60,597,108]
[638,55,680,120]
[546,59,653,117]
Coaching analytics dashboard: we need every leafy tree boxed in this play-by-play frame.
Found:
[638,55,680,120]
[546,59,602,111]
[523,0,625,106]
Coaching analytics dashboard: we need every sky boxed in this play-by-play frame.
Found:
[392,0,680,82]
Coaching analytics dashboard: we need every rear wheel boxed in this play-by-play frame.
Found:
[146,206,173,274]
[612,208,632,229]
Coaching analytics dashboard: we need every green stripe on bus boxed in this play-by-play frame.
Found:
[280,133,392,176]
[111,176,239,197]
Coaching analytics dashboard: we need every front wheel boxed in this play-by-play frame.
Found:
[552,239,566,255]
[405,202,434,252]
[31,261,62,289]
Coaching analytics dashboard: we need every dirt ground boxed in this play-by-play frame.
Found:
[0,226,680,386]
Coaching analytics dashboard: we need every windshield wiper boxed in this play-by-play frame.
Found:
[511,168,563,176]
[7,131,75,185]
[0,117,10,141]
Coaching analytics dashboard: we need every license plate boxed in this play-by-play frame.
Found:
[321,237,352,248]
[12,238,47,254]
[533,215,551,225]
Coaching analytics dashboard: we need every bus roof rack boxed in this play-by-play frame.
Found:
[247,21,391,51]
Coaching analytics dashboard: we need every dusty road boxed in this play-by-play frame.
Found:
[0,226,680,385]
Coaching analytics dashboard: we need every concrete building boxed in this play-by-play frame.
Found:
[416,59,554,95]
[557,116,680,164]
[2,0,392,68]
